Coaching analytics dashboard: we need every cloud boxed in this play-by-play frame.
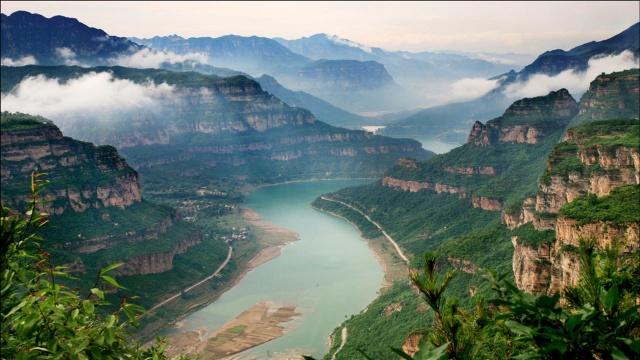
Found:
[1,56,37,66]
[110,48,208,69]
[55,47,81,66]
[503,50,639,99]
[448,77,500,102]
[0,72,175,119]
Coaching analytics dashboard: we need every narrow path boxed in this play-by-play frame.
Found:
[332,327,348,360]
[149,245,233,312]
[321,197,410,265]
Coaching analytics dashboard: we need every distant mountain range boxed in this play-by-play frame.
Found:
[1,11,638,136]
[380,22,640,142]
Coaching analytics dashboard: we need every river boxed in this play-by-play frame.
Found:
[162,180,383,359]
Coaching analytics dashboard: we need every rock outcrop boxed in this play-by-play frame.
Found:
[1,114,202,277]
[382,176,467,197]
[508,119,639,295]
[1,118,141,215]
[468,89,578,146]
[1,66,432,181]
[571,69,640,125]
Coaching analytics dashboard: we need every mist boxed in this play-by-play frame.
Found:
[110,48,208,69]
[0,71,175,119]
[503,50,639,100]
[448,77,500,102]
[1,55,37,66]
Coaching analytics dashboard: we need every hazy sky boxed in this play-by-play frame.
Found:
[1,1,638,55]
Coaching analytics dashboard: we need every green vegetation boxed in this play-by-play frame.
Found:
[540,119,639,185]
[1,173,190,359]
[0,111,53,130]
[398,245,640,359]
[560,184,640,225]
[569,69,640,127]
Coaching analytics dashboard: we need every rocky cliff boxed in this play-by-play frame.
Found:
[569,69,640,126]
[379,89,577,216]
[0,113,202,277]
[1,66,432,185]
[1,115,141,214]
[296,59,395,90]
[468,89,578,146]
[507,119,639,295]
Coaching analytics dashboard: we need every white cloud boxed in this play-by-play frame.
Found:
[448,77,499,102]
[110,48,208,69]
[503,50,639,99]
[55,47,80,66]
[1,56,37,66]
[0,72,175,119]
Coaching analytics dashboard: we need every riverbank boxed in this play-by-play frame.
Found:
[156,207,300,355]
[148,179,400,359]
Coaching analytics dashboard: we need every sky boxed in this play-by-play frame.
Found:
[1,1,638,55]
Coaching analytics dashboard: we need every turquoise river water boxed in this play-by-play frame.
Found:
[163,180,383,359]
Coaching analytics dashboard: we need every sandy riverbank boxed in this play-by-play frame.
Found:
[164,301,301,359]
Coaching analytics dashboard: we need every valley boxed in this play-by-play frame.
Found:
[1,6,638,360]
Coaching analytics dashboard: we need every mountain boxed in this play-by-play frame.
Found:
[131,34,409,112]
[568,68,640,127]
[255,74,374,129]
[274,32,520,78]
[1,10,141,66]
[0,112,223,294]
[312,88,579,358]
[275,33,521,108]
[273,33,386,61]
[381,23,639,142]
[0,11,244,78]
[129,34,312,79]
[293,59,417,112]
[1,66,434,190]
[310,70,639,358]
[518,22,640,80]
[506,119,639,295]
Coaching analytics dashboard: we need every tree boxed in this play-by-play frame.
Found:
[405,241,640,359]
[1,173,188,359]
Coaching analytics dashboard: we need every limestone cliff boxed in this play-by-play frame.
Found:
[1,113,202,277]
[1,66,432,182]
[570,69,640,126]
[296,59,395,90]
[514,119,640,231]
[508,119,639,295]
[468,89,578,146]
[381,176,467,197]
[1,117,141,215]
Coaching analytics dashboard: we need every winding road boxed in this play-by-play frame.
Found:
[320,197,410,265]
[149,245,233,312]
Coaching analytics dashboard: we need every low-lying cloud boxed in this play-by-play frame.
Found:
[110,48,208,69]
[449,77,500,102]
[0,71,175,119]
[1,55,37,66]
[503,50,639,99]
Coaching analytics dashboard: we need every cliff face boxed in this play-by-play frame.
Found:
[296,60,395,90]
[113,233,202,276]
[468,89,578,146]
[570,69,640,126]
[1,114,202,277]
[1,120,141,215]
[508,119,639,295]
[509,122,640,232]
[381,176,467,197]
[1,66,431,182]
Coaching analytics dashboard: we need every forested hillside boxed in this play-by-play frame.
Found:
[313,69,639,359]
